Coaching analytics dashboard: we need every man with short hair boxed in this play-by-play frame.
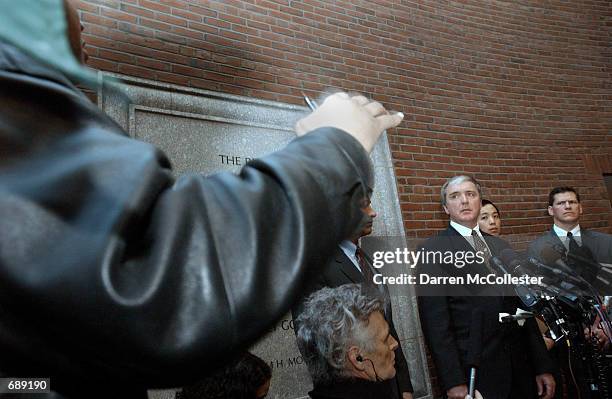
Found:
[293,192,414,399]
[528,186,612,273]
[296,284,400,399]
[418,175,555,399]
[528,186,612,399]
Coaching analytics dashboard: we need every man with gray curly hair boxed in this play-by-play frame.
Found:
[296,284,399,399]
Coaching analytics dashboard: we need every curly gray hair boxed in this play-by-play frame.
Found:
[295,284,385,385]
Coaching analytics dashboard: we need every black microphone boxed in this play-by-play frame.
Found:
[499,248,520,268]
[538,300,569,343]
[548,244,612,290]
[506,256,571,342]
[527,257,584,285]
[543,246,584,276]
[490,256,510,275]
[499,252,570,343]
[491,250,540,308]
[500,249,538,280]
[539,248,610,295]
[527,257,597,301]
[551,242,598,269]
[511,258,531,277]
[498,252,572,343]
[465,308,484,398]
[507,256,576,302]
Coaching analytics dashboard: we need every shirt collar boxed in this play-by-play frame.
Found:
[450,220,480,236]
[339,240,358,254]
[553,224,581,237]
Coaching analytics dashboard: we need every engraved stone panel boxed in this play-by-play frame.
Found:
[98,73,432,399]
[128,106,292,175]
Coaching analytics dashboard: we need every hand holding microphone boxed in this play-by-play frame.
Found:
[465,390,484,399]
[446,385,484,399]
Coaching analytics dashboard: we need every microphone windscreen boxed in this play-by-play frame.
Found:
[499,248,518,266]
[540,246,563,264]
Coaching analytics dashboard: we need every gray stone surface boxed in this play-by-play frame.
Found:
[98,72,432,399]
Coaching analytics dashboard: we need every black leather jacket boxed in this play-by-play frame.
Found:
[0,41,372,397]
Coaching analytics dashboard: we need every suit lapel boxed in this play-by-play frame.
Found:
[334,251,364,283]
[544,228,594,259]
[445,225,475,253]
[446,226,502,297]
[482,232,505,257]
[548,228,565,250]
[578,229,597,252]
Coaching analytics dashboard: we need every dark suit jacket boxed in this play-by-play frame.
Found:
[417,226,554,399]
[528,227,612,266]
[293,246,414,397]
[528,227,612,399]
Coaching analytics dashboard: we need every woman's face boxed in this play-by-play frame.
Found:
[478,204,501,236]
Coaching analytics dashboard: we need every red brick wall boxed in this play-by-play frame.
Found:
[76,0,612,241]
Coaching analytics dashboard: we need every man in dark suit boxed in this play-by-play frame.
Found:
[528,186,612,399]
[293,192,414,399]
[417,175,555,399]
[528,186,612,276]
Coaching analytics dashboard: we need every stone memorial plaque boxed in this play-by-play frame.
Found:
[128,105,292,175]
[98,73,432,399]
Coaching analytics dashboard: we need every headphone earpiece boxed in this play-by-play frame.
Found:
[356,355,363,362]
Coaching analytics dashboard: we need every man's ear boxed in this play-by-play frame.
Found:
[347,346,365,371]
[547,206,553,217]
[443,205,449,215]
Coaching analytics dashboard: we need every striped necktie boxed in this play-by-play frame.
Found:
[356,247,375,287]
[472,230,493,272]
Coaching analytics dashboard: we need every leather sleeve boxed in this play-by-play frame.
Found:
[0,48,373,389]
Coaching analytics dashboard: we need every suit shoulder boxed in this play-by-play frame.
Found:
[527,231,552,250]
[482,233,508,245]
[419,227,453,249]
[584,229,612,241]
[530,231,551,243]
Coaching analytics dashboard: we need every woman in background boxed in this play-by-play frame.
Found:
[478,199,502,236]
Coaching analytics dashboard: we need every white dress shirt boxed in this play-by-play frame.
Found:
[553,223,582,249]
[450,220,492,253]
[339,239,361,273]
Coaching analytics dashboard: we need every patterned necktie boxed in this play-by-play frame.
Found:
[355,247,375,287]
[471,230,493,271]
[566,231,580,255]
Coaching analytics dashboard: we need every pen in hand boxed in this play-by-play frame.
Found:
[301,92,318,110]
